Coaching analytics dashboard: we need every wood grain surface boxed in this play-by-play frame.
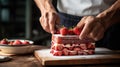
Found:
[0,45,47,67]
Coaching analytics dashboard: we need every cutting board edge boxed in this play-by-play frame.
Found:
[34,48,120,66]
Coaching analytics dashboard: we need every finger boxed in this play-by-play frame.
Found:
[89,19,106,41]
[79,16,95,39]
[79,22,92,39]
[39,17,45,28]
[94,29,104,41]
[40,16,50,33]
[77,17,86,39]
[77,16,87,28]
[44,13,52,33]
[44,13,49,27]
[49,13,56,34]
[89,23,100,39]
[39,17,42,23]
[79,16,87,23]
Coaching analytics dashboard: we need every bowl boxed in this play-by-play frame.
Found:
[0,39,35,55]
[0,45,33,54]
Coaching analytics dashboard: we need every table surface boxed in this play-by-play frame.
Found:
[0,45,120,67]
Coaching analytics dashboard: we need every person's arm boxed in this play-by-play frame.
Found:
[34,0,60,34]
[97,0,120,30]
[34,0,55,14]
[77,0,120,41]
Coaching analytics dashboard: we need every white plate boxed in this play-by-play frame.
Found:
[0,39,35,54]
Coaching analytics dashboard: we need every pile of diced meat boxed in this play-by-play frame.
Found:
[50,34,95,56]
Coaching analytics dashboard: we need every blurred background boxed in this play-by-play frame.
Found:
[0,0,57,46]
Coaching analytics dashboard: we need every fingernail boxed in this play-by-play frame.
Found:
[51,31,54,34]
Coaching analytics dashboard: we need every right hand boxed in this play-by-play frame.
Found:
[77,16,105,41]
[39,10,60,34]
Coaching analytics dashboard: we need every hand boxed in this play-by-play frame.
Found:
[39,10,60,34]
[77,16,105,41]
[34,0,60,34]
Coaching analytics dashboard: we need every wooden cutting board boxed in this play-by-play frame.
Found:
[34,48,120,66]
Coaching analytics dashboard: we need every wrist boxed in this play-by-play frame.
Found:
[96,0,120,30]
[96,9,116,30]
[34,0,55,14]
[41,0,56,13]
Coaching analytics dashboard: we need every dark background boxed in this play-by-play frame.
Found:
[0,0,57,46]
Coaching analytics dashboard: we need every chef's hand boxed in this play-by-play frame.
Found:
[77,0,120,41]
[34,0,60,34]
[77,16,105,41]
[39,10,60,34]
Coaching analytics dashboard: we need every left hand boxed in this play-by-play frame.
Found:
[77,16,105,41]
